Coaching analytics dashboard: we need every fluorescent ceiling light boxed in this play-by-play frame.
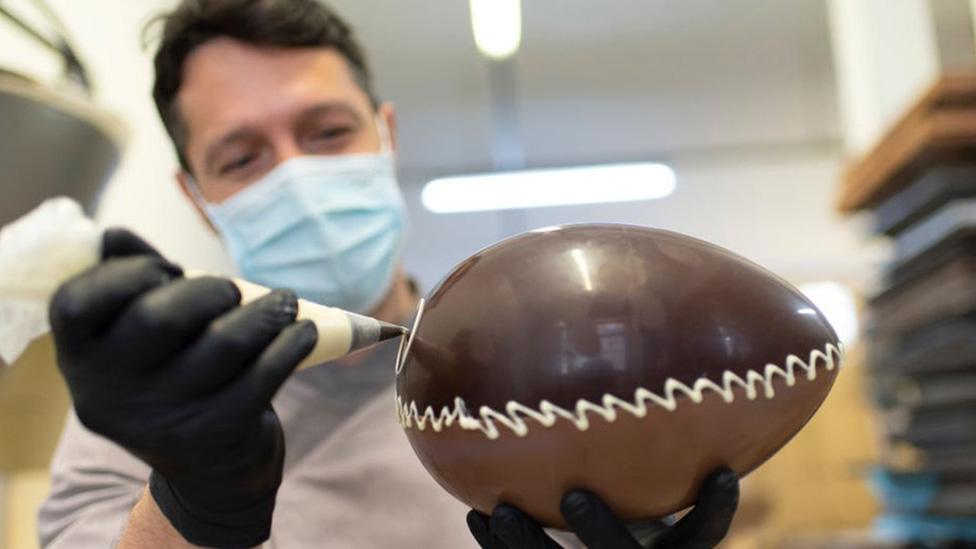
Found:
[422,163,676,213]
[469,0,522,60]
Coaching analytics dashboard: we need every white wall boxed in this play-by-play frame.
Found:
[400,149,884,294]
[827,0,940,154]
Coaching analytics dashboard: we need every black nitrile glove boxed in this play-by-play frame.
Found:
[467,469,739,549]
[50,228,317,548]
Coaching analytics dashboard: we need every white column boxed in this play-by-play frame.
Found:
[971,0,976,56]
[827,0,940,154]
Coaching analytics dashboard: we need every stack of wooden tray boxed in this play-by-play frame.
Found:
[840,73,976,545]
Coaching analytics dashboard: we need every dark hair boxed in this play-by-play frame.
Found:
[148,0,377,171]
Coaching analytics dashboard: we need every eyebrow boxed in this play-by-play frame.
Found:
[202,101,366,173]
[300,102,364,126]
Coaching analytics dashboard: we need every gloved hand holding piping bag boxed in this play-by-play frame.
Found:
[0,198,407,547]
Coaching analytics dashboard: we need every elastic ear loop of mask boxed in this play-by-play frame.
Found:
[374,114,393,155]
[183,174,212,212]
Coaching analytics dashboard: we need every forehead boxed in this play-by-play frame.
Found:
[176,37,372,148]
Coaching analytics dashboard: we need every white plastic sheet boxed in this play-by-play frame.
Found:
[0,198,101,364]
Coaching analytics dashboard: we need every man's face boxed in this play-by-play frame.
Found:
[176,37,393,204]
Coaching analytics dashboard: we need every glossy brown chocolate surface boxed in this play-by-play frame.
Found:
[396,224,840,526]
[399,224,838,411]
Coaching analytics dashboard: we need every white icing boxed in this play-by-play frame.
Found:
[396,342,843,440]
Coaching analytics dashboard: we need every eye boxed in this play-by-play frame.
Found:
[220,153,256,175]
[313,125,353,141]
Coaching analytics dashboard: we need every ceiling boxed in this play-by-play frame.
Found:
[330,0,840,178]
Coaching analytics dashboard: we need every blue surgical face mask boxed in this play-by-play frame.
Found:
[190,120,407,313]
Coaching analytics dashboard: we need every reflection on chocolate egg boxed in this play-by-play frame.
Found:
[395,224,840,528]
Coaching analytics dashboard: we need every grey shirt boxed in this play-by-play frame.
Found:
[37,341,478,548]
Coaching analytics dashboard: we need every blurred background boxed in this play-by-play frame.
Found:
[2,0,975,547]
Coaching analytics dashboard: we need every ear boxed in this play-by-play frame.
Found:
[379,101,398,153]
[176,171,218,233]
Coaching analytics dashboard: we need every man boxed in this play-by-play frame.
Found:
[39,1,738,547]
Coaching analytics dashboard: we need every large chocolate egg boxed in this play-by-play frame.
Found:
[395,224,840,527]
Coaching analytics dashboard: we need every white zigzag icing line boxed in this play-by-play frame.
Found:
[396,342,843,440]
